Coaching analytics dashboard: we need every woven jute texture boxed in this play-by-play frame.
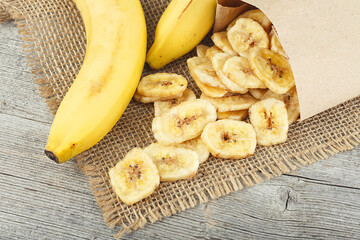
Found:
[2,0,360,237]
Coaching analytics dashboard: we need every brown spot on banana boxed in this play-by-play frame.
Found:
[88,65,114,96]
[178,0,193,20]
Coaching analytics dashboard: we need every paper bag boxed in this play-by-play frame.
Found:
[214,0,360,120]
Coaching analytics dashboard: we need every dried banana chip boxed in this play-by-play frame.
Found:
[196,45,209,57]
[222,56,267,89]
[193,76,228,98]
[212,53,249,93]
[249,98,288,146]
[152,99,217,145]
[227,18,269,57]
[134,92,183,103]
[188,57,228,98]
[144,143,199,182]
[187,56,227,88]
[217,110,248,121]
[201,93,258,112]
[109,148,160,205]
[201,120,257,159]
[176,136,210,164]
[269,28,286,57]
[154,88,196,117]
[206,45,223,61]
[137,73,187,98]
[249,88,268,99]
[261,87,300,124]
[239,9,272,33]
[249,47,295,94]
[211,32,237,56]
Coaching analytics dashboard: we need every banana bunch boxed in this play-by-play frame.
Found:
[146,0,217,69]
[44,0,147,163]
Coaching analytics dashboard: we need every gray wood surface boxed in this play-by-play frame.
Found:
[0,21,359,240]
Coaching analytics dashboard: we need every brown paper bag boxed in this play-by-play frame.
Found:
[214,0,360,120]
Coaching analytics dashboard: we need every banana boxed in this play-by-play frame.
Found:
[238,9,272,33]
[197,45,209,58]
[212,53,249,93]
[249,98,288,146]
[269,28,286,57]
[200,93,258,112]
[201,120,257,159]
[261,88,300,124]
[109,148,160,205]
[206,46,223,61]
[154,88,196,117]
[249,88,268,99]
[227,18,269,57]
[176,136,210,164]
[222,56,267,89]
[152,99,217,145]
[192,58,227,88]
[44,0,147,163]
[211,32,237,56]
[217,110,248,121]
[144,143,199,182]
[146,0,217,69]
[249,48,295,94]
[134,92,183,104]
[137,73,187,98]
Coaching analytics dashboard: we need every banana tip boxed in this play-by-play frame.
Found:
[44,150,59,163]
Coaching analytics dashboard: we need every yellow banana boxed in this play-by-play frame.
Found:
[44,0,147,163]
[146,0,217,70]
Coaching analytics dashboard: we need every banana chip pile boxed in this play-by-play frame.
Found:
[110,9,301,206]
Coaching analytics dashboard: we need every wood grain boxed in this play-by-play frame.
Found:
[0,21,359,240]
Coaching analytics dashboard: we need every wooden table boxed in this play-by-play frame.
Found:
[1,21,359,240]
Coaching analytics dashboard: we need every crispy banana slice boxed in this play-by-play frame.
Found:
[201,120,257,159]
[194,61,227,89]
[206,45,223,61]
[211,32,237,56]
[269,29,286,57]
[197,45,209,57]
[217,110,248,121]
[137,73,187,98]
[249,98,288,146]
[176,136,210,164]
[187,56,227,88]
[144,143,199,182]
[134,92,183,103]
[239,9,272,33]
[109,148,160,205]
[193,76,228,98]
[261,88,300,124]
[154,89,196,117]
[227,18,269,57]
[249,88,268,99]
[152,99,217,144]
[201,93,258,112]
[249,48,295,94]
[222,56,267,89]
[212,53,249,93]
[187,57,228,98]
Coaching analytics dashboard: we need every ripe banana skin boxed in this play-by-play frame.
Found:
[146,0,217,70]
[44,0,147,163]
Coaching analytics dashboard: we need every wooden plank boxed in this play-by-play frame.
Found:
[0,20,359,240]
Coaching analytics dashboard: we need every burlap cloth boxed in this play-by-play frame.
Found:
[1,0,359,237]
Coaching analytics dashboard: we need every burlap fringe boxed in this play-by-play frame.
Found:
[4,1,359,238]
[81,130,360,238]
